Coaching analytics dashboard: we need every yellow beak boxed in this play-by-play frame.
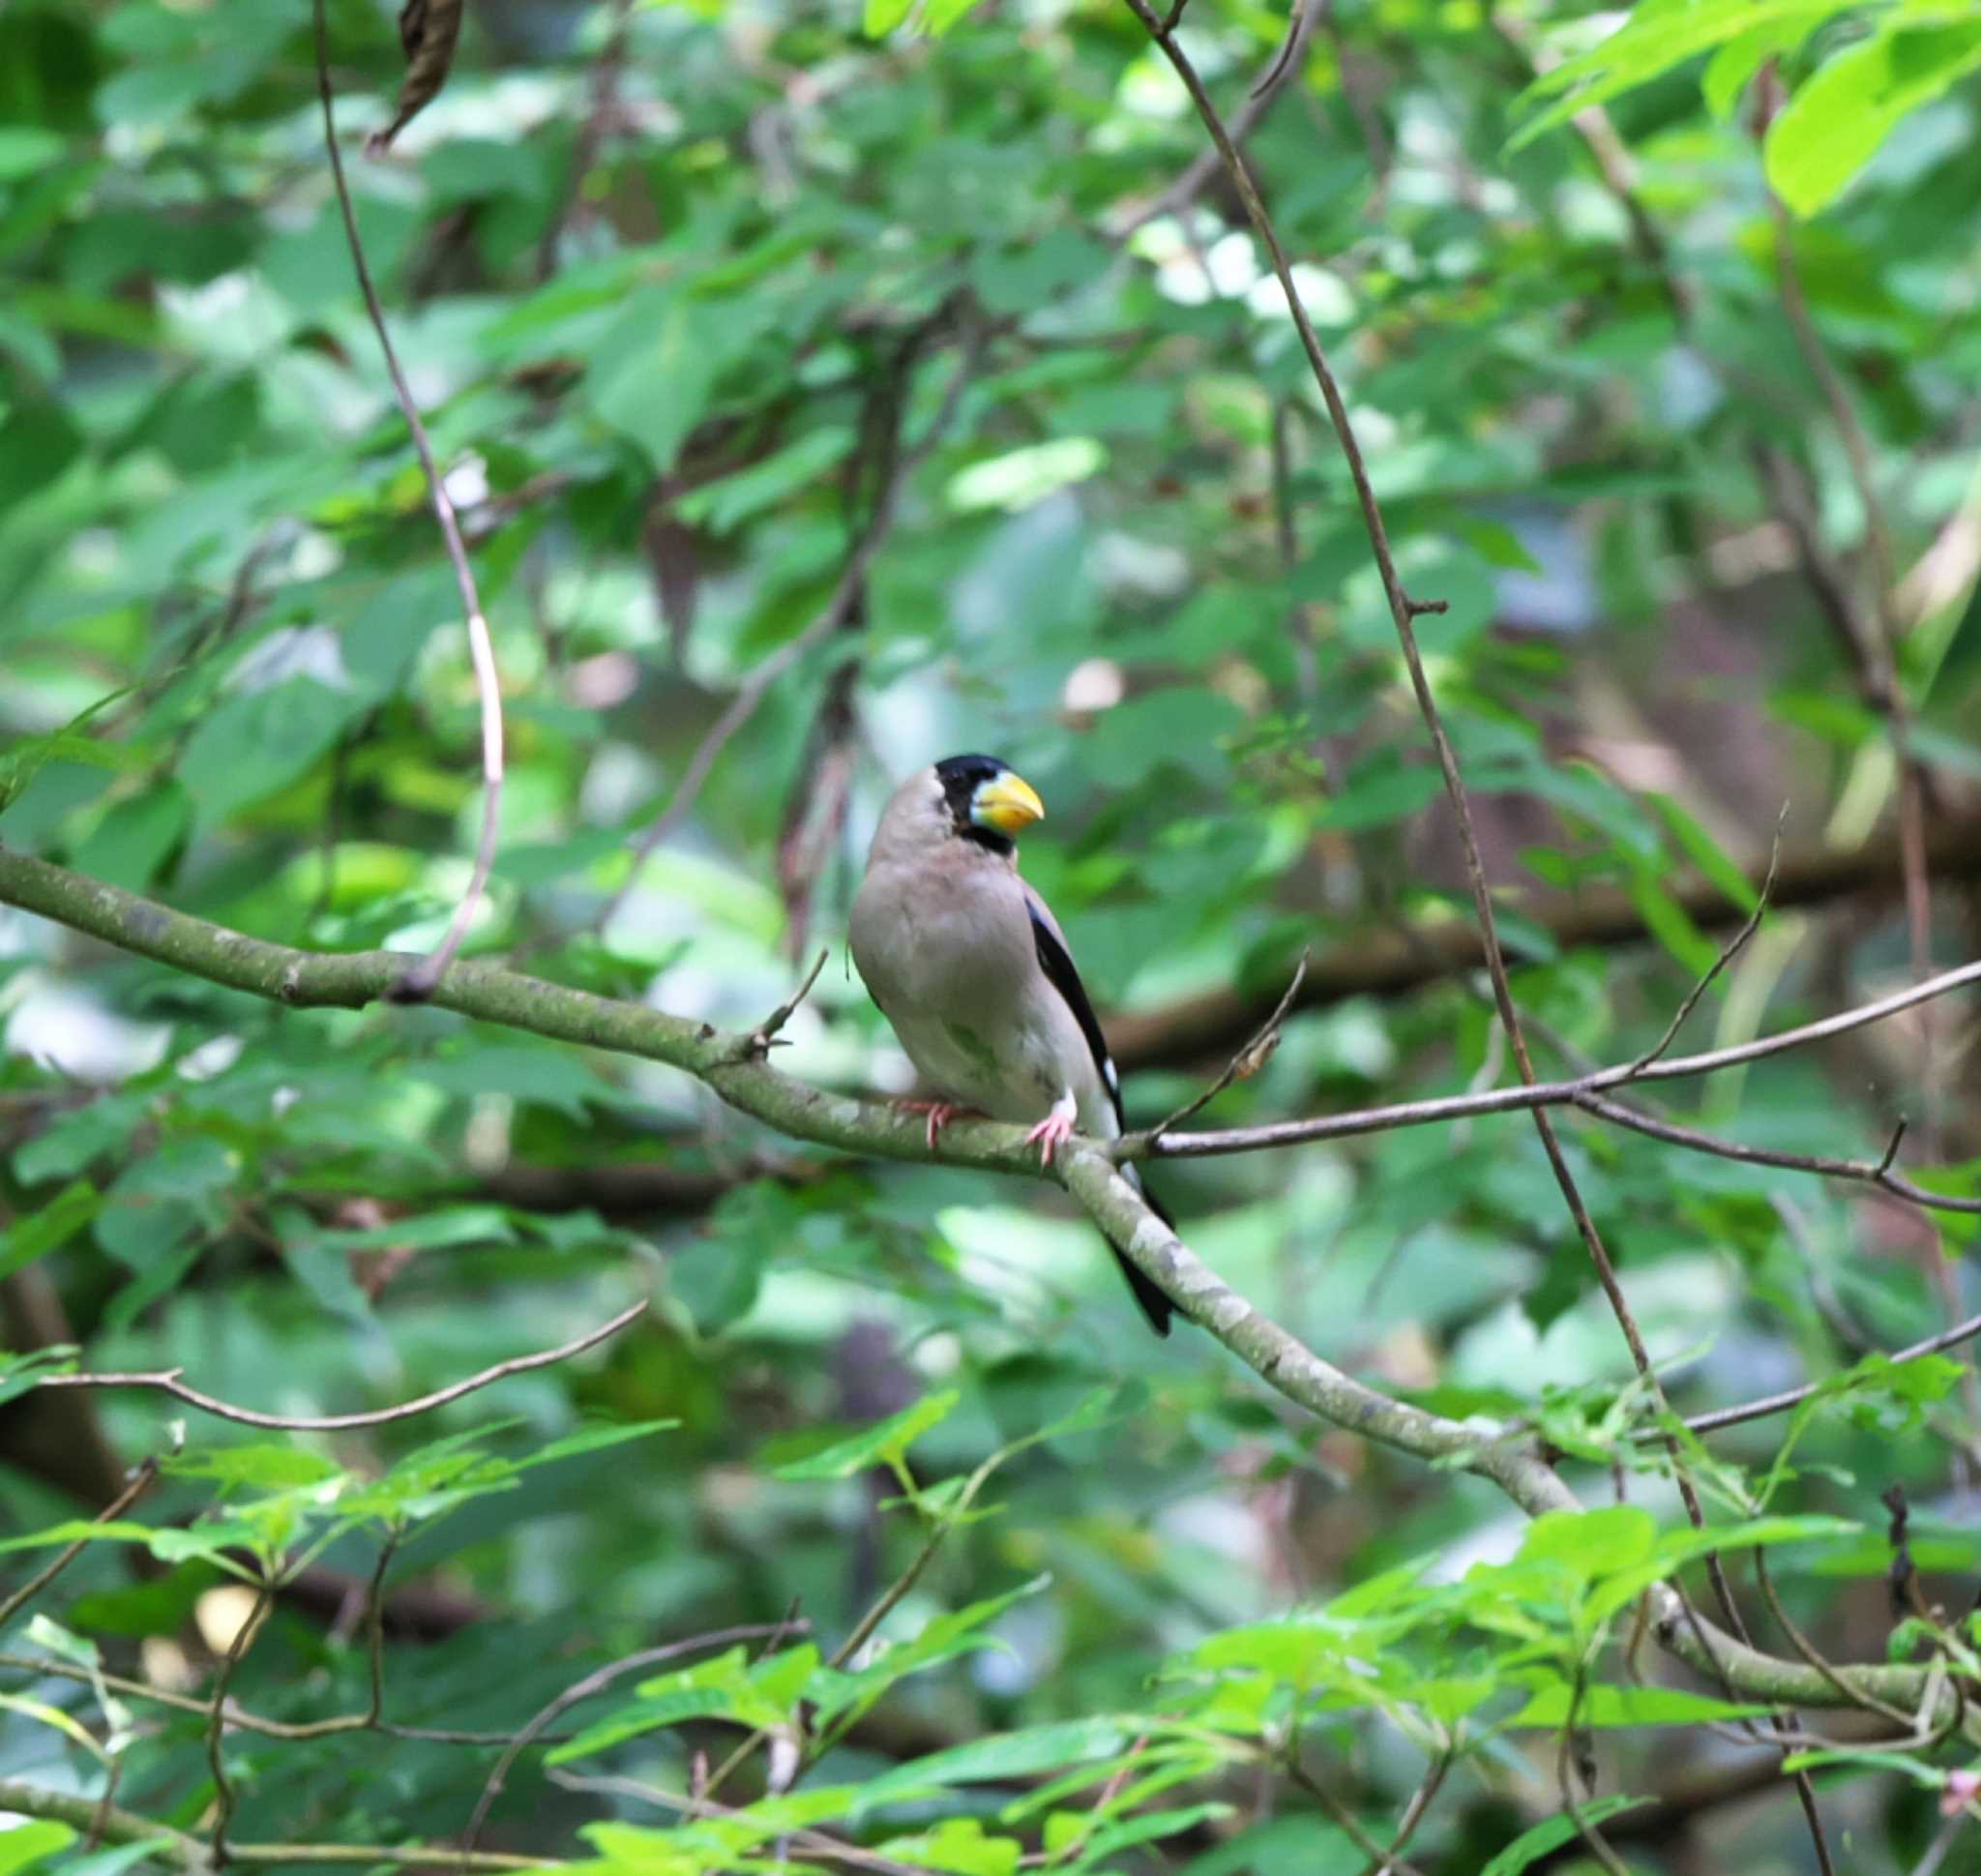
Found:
[972,770,1046,835]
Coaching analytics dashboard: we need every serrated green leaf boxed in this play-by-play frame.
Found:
[1509,1,1852,150]
[163,1445,346,1491]
[773,1389,960,1480]
[1766,21,1981,216]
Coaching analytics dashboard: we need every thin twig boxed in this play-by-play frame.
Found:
[1625,819,1782,1077]
[314,0,505,1003]
[0,1776,544,1870]
[1571,1091,1981,1215]
[1150,950,1308,1138]
[207,1583,273,1865]
[0,1456,159,1630]
[1757,74,1968,1457]
[36,1301,645,1431]
[729,948,830,1063]
[534,0,635,283]
[1124,7,1834,1860]
[1912,1813,1973,1876]
[360,1531,399,1726]
[1355,1748,1450,1876]
[544,1769,929,1876]
[1681,1307,1981,1438]
[461,1622,803,1854]
[1142,955,1981,1162]
[1751,1546,1915,1728]
[702,1443,1010,1802]
[1286,1757,1431,1876]
[0,1653,533,1746]
[1116,0,1323,239]
[593,319,986,942]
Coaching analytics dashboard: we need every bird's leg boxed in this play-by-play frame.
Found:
[893,1098,979,1151]
[1023,1093,1079,1168]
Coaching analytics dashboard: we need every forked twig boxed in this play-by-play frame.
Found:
[1623,816,1783,1079]
[0,1455,161,1630]
[461,1623,803,1854]
[1677,1306,1981,1438]
[730,949,830,1063]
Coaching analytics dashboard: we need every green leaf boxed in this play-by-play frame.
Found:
[815,1576,1051,1729]
[1320,754,1444,833]
[864,0,916,35]
[96,1136,235,1271]
[874,1818,1020,1876]
[592,297,723,474]
[1624,865,1719,976]
[177,676,363,829]
[71,784,190,890]
[1516,1505,1657,1580]
[0,1823,75,1876]
[0,687,134,812]
[512,1417,677,1473]
[1702,16,1824,118]
[773,1389,961,1480]
[1481,1797,1649,1874]
[163,1445,345,1491]
[1765,20,1981,216]
[1645,793,1760,914]
[947,440,1107,514]
[1510,1,1852,150]
[676,427,855,535]
[865,1719,1137,1802]
[0,1349,76,1412]
[547,1643,807,1761]
[0,1179,100,1279]
[924,0,990,33]
[1512,1682,1773,1728]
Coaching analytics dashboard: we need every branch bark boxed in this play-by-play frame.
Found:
[0,845,1972,1729]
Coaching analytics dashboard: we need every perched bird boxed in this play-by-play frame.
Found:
[848,754,1176,1336]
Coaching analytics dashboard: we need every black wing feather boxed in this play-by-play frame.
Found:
[1028,906,1174,1337]
[1028,908,1123,1131]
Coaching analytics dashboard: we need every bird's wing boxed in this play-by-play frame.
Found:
[1022,880,1124,1132]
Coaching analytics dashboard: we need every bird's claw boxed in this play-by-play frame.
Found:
[895,1098,971,1151]
[1023,1111,1077,1167]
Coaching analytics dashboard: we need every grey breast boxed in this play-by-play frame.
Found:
[851,849,1051,1120]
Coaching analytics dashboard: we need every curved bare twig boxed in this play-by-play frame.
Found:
[314,0,505,1003]
[36,1302,645,1431]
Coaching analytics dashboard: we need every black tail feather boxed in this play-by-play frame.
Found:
[1112,1172,1177,1337]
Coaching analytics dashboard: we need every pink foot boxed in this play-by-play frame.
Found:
[1023,1109,1078,1167]
[895,1098,977,1151]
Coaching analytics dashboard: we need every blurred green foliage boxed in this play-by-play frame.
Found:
[0,0,1977,1869]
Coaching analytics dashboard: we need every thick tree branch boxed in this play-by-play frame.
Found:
[1,847,1973,1728]
[1058,1146,1973,1731]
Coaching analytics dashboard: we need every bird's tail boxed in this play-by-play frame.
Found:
[1113,1166,1176,1338]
